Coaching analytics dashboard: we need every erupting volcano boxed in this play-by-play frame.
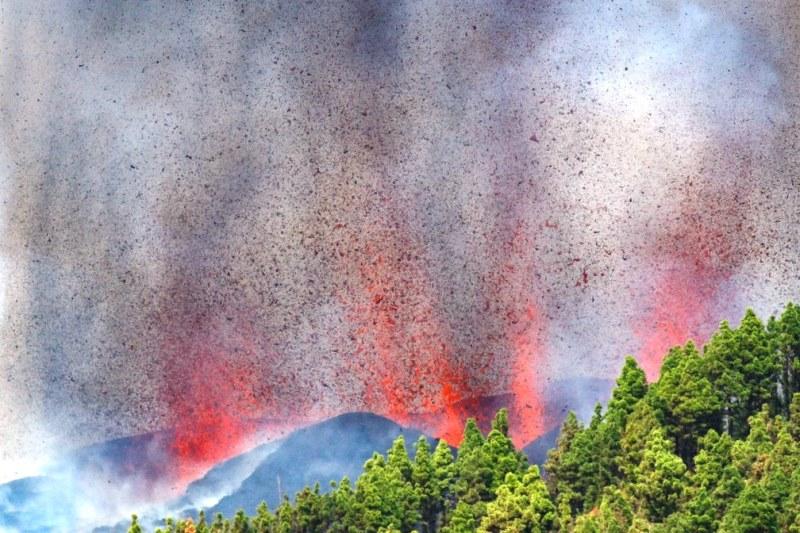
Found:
[2,5,798,531]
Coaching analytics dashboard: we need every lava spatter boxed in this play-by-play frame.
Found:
[158,307,288,482]
[634,168,758,380]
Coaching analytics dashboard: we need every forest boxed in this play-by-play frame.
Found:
[128,303,800,532]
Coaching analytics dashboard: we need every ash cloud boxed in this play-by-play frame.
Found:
[0,0,798,484]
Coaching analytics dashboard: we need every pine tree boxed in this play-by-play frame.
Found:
[785,468,800,533]
[650,341,722,462]
[618,400,660,482]
[231,509,251,533]
[294,483,330,532]
[544,411,582,495]
[719,483,778,533]
[731,406,774,479]
[607,356,648,424]
[773,303,800,412]
[632,427,687,522]
[331,477,359,533]
[387,435,413,482]
[789,393,800,439]
[196,510,209,533]
[705,311,780,437]
[453,419,492,505]
[483,409,528,493]
[676,429,743,532]
[251,502,274,533]
[431,438,456,525]
[593,487,634,533]
[738,309,781,416]
[355,451,420,532]
[440,500,484,533]
[705,320,750,436]
[477,466,556,533]
[412,436,438,532]
[275,496,295,532]
[753,424,800,530]
[128,514,143,533]
[162,517,177,533]
[572,514,600,533]
[543,411,582,528]
[211,513,226,533]
[492,408,510,436]
[180,518,197,533]
[546,406,608,516]
[569,404,615,512]
[459,418,485,455]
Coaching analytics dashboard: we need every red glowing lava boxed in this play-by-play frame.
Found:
[346,236,478,444]
[635,263,724,381]
[166,356,259,481]
[485,223,549,447]
[635,169,756,380]
[159,309,290,482]
[508,302,547,447]
[340,212,551,447]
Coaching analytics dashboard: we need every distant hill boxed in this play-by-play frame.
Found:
[0,476,62,533]
[3,379,614,532]
[93,440,282,533]
[0,430,176,533]
[522,425,561,466]
[172,440,280,512]
[210,412,434,516]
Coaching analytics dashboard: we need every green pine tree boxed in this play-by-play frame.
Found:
[719,483,779,533]
[477,466,556,533]
[632,427,687,522]
[453,419,492,505]
[441,500,485,533]
[387,435,413,482]
[618,400,661,482]
[483,409,528,493]
[650,341,723,461]
[412,436,441,532]
[251,502,274,533]
[128,514,143,533]
[431,438,456,525]
[355,450,420,532]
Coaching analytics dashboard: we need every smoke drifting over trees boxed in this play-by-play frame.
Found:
[1,0,799,494]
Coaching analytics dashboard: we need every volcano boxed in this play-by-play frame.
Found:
[2,380,614,533]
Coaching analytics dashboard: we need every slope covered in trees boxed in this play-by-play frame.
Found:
[130,303,800,532]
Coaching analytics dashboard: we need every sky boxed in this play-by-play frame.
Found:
[1,0,799,484]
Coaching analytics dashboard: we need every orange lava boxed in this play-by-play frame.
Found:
[635,175,751,381]
[508,302,547,447]
[348,238,477,444]
[635,264,721,381]
[490,224,548,447]
[160,312,276,482]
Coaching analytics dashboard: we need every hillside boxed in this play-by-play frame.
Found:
[120,303,800,532]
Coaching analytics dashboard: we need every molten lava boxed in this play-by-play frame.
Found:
[508,303,547,447]
[635,263,723,381]
[159,310,285,482]
[166,352,259,481]
[346,236,479,444]
[635,170,755,381]
[488,224,549,447]
[340,207,549,446]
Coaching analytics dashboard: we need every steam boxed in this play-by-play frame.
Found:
[0,433,281,532]
[0,0,798,504]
